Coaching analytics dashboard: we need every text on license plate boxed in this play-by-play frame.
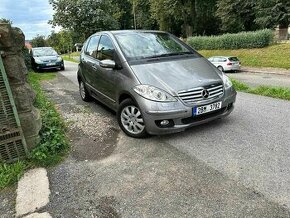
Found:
[193,102,222,116]
[46,63,55,66]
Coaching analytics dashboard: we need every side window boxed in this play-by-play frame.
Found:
[97,35,115,61]
[85,35,100,59]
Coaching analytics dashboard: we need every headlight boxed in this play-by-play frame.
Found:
[57,56,63,62]
[222,73,232,88]
[133,85,176,102]
[34,58,43,64]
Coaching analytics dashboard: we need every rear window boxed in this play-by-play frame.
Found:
[228,57,239,61]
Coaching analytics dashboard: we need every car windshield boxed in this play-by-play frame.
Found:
[115,32,196,60]
[33,48,57,57]
[229,57,239,61]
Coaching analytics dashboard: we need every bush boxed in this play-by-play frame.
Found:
[187,29,274,50]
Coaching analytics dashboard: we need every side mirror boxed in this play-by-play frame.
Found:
[100,59,116,69]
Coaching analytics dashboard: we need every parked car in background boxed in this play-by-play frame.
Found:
[208,56,241,72]
[31,47,64,71]
[78,30,237,138]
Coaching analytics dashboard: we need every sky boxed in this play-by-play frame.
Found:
[0,0,60,40]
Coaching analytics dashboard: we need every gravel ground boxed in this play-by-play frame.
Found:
[40,73,290,217]
[0,186,16,217]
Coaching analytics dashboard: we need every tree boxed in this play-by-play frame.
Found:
[31,35,48,47]
[0,18,13,25]
[49,0,119,39]
[150,0,220,37]
[216,0,257,33]
[47,30,74,54]
[134,0,158,30]
[112,0,133,29]
[255,0,290,29]
[150,0,191,36]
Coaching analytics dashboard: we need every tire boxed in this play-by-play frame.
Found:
[117,99,148,138]
[60,66,65,71]
[79,80,91,102]
[217,66,224,72]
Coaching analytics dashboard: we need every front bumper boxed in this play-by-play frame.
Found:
[136,87,237,135]
[34,61,64,70]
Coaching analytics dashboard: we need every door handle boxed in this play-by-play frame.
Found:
[92,65,98,70]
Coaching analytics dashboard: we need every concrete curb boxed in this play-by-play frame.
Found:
[241,67,290,76]
[16,168,51,217]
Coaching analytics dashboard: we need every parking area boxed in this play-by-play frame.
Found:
[27,61,290,217]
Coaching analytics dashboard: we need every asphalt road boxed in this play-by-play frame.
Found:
[228,71,290,88]
[47,60,290,217]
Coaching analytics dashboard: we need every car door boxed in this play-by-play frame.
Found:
[81,35,100,86]
[92,34,117,105]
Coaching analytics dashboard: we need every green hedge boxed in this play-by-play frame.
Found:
[187,29,274,50]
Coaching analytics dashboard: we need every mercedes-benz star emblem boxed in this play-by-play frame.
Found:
[201,89,209,99]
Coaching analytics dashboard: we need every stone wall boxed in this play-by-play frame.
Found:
[0,23,41,150]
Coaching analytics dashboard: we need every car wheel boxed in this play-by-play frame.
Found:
[79,80,91,102]
[217,66,224,72]
[117,99,148,138]
[60,66,65,71]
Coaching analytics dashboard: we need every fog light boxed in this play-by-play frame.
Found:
[160,120,170,126]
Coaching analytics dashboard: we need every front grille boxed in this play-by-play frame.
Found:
[178,83,224,104]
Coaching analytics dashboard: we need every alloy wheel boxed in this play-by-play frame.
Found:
[121,106,145,135]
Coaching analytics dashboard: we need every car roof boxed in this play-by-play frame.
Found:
[32,47,54,50]
[93,30,169,36]
[209,56,237,59]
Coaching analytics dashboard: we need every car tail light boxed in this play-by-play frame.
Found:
[227,62,232,66]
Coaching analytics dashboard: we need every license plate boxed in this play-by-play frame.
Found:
[46,63,55,66]
[193,102,222,116]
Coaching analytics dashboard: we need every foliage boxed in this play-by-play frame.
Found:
[28,72,69,166]
[187,29,274,50]
[255,0,290,29]
[0,162,27,189]
[216,0,257,33]
[31,35,48,47]
[112,0,133,29]
[150,0,219,37]
[231,79,290,101]
[134,0,158,30]
[0,18,13,24]
[47,30,73,54]
[49,0,120,39]
[62,55,79,63]
[199,43,290,69]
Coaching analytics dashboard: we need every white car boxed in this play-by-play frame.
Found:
[208,56,241,72]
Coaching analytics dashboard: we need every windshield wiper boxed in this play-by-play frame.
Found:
[147,51,193,59]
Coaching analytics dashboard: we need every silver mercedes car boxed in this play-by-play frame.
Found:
[77,30,237,138]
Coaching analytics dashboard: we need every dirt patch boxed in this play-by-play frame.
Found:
[69,127,119,161]
[41,75,120,161]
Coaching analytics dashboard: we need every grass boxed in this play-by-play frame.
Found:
[0,72,69,189]
[199,43,290,69]
[62,52,80,63]
[62,55,79,63]
[0,162,28,189]
[28,72,69,166]
[231,79,290,100]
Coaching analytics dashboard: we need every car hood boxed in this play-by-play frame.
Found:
[130,57,223,96]
[34,56,59,61]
